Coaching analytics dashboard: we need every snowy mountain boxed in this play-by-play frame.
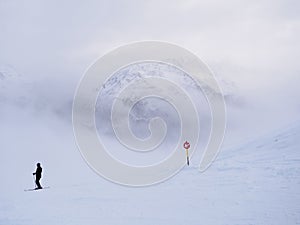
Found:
[0,62,241,125]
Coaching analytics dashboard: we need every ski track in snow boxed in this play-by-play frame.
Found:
[0,115,300,225]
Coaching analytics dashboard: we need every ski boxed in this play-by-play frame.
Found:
[24,186,50,192]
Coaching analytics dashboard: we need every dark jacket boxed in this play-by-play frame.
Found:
[34,167,42,179]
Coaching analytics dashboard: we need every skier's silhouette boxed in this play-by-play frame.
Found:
[33,163,42,189]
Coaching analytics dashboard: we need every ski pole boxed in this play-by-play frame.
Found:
[33,174,37,188]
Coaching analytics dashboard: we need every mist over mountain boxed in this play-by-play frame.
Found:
[0,62,241,131]
[0,55,298,148]
[0,65,73,122]
[0,60,283,150]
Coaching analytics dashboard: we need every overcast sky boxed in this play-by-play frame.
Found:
[0,0,299,146]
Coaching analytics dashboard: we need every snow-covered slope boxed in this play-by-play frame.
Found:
[0,110,299,225]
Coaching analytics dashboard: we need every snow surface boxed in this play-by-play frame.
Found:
[0,110,299,225]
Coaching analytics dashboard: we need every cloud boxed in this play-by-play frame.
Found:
[0,0,299,146]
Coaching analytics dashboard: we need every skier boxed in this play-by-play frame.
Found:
[33,163,42,189]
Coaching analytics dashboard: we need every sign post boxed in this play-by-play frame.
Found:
[183,141,190,166]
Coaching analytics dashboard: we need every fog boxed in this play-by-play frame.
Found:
[1,0,299,148]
